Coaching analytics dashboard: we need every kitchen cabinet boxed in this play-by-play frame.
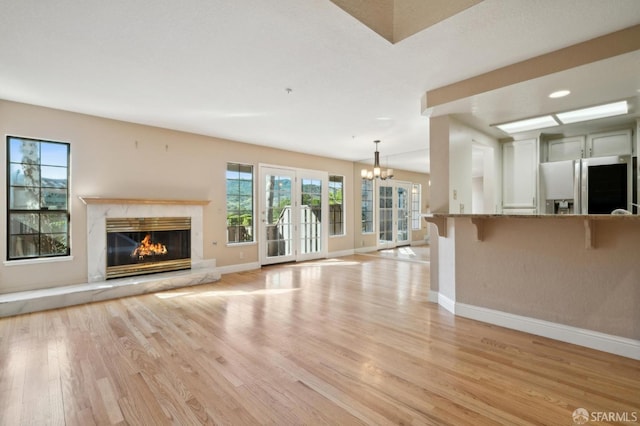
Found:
[545,129,632,161]
[547,136,585,161]
[502,138,537,211]
[587,129,632,157]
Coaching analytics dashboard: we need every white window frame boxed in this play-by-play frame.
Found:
[329,175,345,237]
[226,162,255,245]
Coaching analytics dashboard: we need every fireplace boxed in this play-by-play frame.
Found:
[106,217,191,279]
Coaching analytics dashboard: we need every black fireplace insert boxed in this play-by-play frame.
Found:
[105,217,191,279]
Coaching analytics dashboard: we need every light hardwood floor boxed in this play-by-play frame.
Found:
[1,254,638,425]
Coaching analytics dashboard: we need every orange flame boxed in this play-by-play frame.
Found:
[132,234,167,259]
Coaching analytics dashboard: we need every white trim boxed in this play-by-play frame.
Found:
[217,262,260,275]
[456,302,640,361]
[4,256,74,266]
[354,246,378,254]
[328,173,346,238]
[410,240,428,247]
[437,293,456,314]
[327,249,355,258]
[428,290,439,303]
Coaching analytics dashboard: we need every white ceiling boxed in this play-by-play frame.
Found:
[1,0,639,173]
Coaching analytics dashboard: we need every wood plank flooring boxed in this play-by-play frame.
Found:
[1,254,638,425]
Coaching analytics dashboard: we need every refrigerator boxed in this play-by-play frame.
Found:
[540,155,632,214]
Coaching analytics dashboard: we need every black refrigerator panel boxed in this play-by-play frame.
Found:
[581,156,631,214]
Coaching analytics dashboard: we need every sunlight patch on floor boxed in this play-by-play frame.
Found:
[155,291,194,299]
[284,258,362,268]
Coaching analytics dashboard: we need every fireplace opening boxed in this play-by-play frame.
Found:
[106,217,191,279]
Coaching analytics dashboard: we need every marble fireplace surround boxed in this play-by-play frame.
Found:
[0,197,220,318]
[83,197,210,282]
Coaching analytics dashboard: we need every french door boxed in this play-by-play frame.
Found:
[259,165,328,265]
[377,181,412,249]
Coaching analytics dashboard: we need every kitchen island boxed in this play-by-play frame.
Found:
[422,213,640,360]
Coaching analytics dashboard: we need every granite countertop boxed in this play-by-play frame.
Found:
[421,212,638,247]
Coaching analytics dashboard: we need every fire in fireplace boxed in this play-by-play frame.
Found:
[132,234,168,258]
[106,217,191,279]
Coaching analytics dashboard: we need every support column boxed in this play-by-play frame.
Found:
[428,115,451,295]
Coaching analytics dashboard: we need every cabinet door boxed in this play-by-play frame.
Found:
[503,139,537,209]
[587,129,632,157]
[547,136,585,161]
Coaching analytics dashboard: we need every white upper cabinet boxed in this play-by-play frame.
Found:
[547,136,585,161]
[587,129,632,157]
[502,138,537,210]
[545,129,632,161]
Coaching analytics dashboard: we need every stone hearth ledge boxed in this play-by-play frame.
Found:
[0,260,220,318]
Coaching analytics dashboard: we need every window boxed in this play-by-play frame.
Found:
[361,178,374,233]
[7,136,70,260]
[226,163,254,243]
[329,175,344,236]
[412,183,422,230]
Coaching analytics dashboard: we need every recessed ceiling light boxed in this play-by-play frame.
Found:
[495,115,559,134]
[556,100,628,124]
[549,90,570,98]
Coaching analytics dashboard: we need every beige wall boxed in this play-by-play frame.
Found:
[454,217,639,340]
[0,100,429,293]
[429,115,450,214]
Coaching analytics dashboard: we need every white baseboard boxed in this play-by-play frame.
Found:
[354,246,378,254]
[437,293,456,314]
[428,290,439,303]
[327,249,355,258]
[455,302,640,361]
[216,262,260,275]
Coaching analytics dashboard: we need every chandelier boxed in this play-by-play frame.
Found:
[361,140,394,180]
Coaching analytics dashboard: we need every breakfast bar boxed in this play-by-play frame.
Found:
[423,213,640,360]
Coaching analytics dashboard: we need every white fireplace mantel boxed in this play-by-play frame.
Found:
[79,197,211,206]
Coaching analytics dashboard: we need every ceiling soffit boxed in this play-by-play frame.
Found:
[424,24,640,112]
[330,0,483,43]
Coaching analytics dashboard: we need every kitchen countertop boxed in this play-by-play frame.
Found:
[421,213,640,248]
[422,213,640,220]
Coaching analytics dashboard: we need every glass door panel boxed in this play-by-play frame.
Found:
[261,168,295,265]
[396,183,410,245]
[377,181,412,249]
[300,177,322,255]
[378,184,393,248]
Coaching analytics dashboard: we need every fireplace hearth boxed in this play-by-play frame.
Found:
[106,217,191,279]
